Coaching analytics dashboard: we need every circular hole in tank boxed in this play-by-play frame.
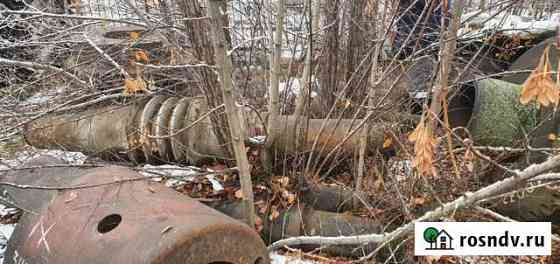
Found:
[97,214,122,234]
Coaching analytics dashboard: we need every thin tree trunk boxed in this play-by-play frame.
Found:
[429,0,464,125]
[345,0,366,99]
[319,0,340,110]
[207,0,256,227]
[429,0,465,177]
[178,0,231,155]
[294,0,321,117]
[356,0,385,203]
[264,0,286,169]
[479,0,486,11]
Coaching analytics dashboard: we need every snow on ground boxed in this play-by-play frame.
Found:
[461,11,558,37]
[270,78,319,102]
[0,205,17,264]
[140,164,203,189]
[0,224,15,264]
[0,150,86,170]
[270,252,319,264]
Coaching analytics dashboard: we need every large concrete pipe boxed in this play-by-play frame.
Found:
[24,96,386,164]
[1,156,269,264]
[448,78,559,150]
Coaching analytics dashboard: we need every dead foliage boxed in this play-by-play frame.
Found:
[123,78,147,95]
[520,44,559,107]
[408,115,437,177]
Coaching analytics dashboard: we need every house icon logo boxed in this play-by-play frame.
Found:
[423,227,454,250]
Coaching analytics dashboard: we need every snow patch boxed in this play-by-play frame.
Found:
[0,150,86,170]
[270,252,319,264]
[279,78,319,98]
[0,223,15,264]
[140,164,226,192]
[23,93,51,105]
[140,164,199,188]
[389,159,413,181]
[462,12,558,37]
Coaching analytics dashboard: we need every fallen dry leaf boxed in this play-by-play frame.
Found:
[374,175,385,191]
[383,135,393,149]
[283,191,296,204]
[123,78,147,95]
[234,189,243,199]
[278,176,290,187]
[413,196,426,206]
[269,208,280,220]
[129,31,140,41]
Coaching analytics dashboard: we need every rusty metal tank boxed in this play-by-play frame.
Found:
[1,156,269,264]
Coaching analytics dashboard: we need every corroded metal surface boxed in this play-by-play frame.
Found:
[209,200,380,257]
[268,116,385,155]
[24,105,134,158]
[3,159,269,264]
[155,97,179,162]
[24,97,388,164]
[140,95,168,163]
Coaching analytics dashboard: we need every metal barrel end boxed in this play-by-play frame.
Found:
[6,166,269,264]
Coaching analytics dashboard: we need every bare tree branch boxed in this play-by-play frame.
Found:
[269,155,560,257]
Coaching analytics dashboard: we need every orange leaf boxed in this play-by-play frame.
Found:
[410,117,436,176]
[282,191,296,204]
[520,44,560,107]
[123,78,147,95]
[383,135,393,149]
[413,197,426,206]
[129,31,140,41]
